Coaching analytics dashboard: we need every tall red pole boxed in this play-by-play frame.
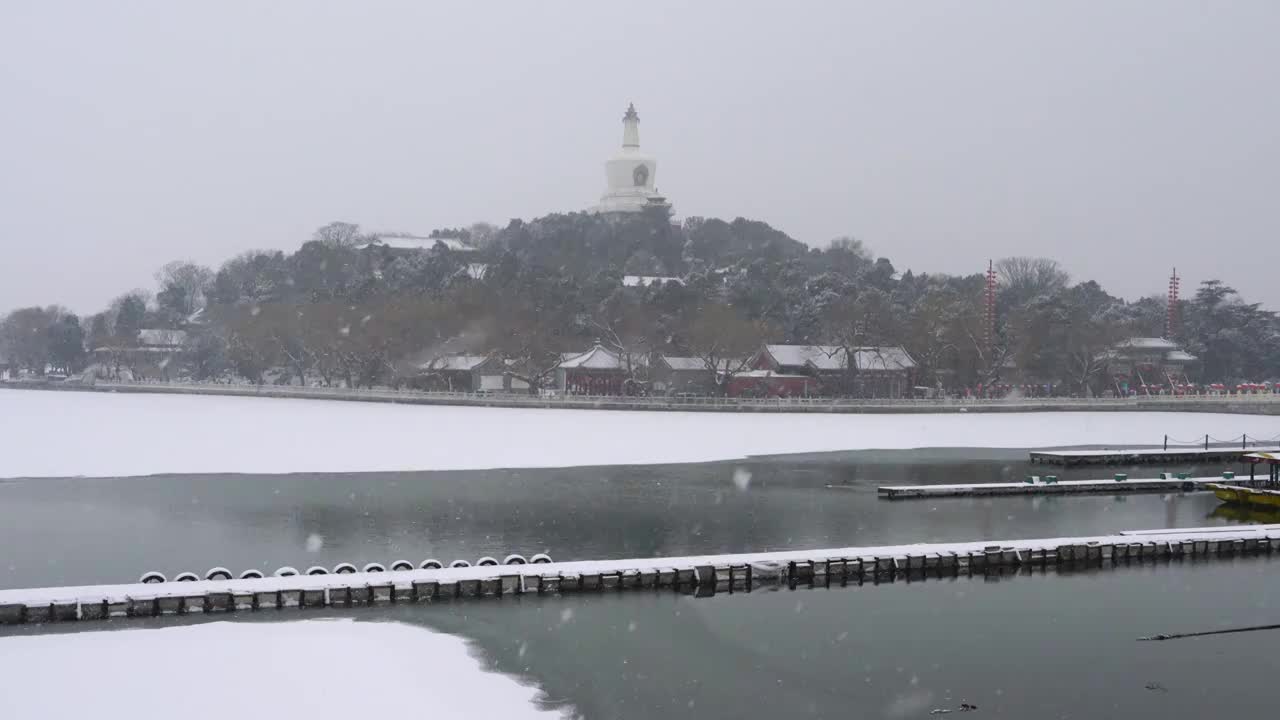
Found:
[985,260,996,357]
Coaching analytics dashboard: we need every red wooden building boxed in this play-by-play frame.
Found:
[555,344,646,395]
[725,369,815,398]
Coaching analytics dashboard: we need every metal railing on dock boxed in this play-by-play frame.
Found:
[877,472,1269,499]
[3,524,1278,626]
[1029,447,1280,466]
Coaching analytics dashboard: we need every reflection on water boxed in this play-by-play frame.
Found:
[405,557,1280,720]
[0,451,1255,589]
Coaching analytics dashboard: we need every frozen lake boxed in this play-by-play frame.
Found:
[4,388,1280,476]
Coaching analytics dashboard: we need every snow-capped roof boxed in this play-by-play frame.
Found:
[660,356,741,372]
[420,355,491,372]
[762,344,916,372]
[661,356,708,372]
[764,344,841,369]
[559,345,623,370]
[733,369,811,379]
[558,345,647,370]
[1116,337,1179,350]
[362,235,477,253]
[622,275,683,287]
[138,329,188,347]
[1164,350,1198,362]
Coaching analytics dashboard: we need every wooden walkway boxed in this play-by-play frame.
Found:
[877,474,1260,499]
[3,524,1278,626]
[1029,447,1280,466]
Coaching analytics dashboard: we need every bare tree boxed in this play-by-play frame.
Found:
[900,285,960,391]
[292,301,347,387]
[252,303,311,386]
[485,305,564,394]
[996,257,1070,304]
[591,294,658,383]
[678,303,766,394]
[155,261,214,318]
[467,222,500,250]
[312,221,366,249]
[952,292,1013,392]
[819,289,900,396]
[0,306,60,374]
[218,305,277,385]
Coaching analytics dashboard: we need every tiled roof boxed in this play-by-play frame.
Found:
[1116,337,1179,350]
[762,344,916,372]
[559,345,647,370]
[419,355,491,371]
[660,355,705,371]
[660,356,741,372]
[734,369,811,379]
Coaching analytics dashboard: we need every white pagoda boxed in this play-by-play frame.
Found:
[593,103,672,215]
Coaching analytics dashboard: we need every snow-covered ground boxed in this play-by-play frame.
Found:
[3,389,1280,478]
[0,619,563,719]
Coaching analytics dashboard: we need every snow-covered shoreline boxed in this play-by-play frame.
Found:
[0,619,565,719]
[4,389,1280,478]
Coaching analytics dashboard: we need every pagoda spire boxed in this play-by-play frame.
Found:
[1165,267,1181,339]
[622,102,640,148]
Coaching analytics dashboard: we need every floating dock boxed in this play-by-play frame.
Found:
[1028,447,1280,466]
[3,524,1278,626]
[877,474,1258,499]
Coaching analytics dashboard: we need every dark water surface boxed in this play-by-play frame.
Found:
[409,557,1280,720]
[0,450,1257,589]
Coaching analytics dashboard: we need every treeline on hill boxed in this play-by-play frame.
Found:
[2,213,1278,394]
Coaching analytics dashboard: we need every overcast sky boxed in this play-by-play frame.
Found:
[2,1,1277,315]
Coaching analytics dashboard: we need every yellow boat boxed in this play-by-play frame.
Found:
[1210,483,1244,504]
[1208,453,1280,509]
[1210,503,1280,524]
[1208,483,1280,508]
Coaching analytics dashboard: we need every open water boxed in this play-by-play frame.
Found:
[1,449,1274,718]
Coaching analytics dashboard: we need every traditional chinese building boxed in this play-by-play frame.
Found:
[1105,337,1198,395]
[749,344,916,398]
[725,369,816,398]
[651,355,742,396]
[555,344,647,395]
[92,329,189,380]
[408,354,512,392]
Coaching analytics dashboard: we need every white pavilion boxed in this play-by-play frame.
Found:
[593,103,672,215]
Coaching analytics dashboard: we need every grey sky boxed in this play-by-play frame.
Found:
[2,1,1277,315]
